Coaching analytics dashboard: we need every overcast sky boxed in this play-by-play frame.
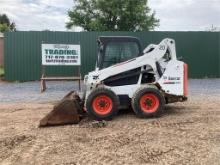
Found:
[0,0,219,31]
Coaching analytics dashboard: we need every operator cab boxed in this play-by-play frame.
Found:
[96,36,142,70]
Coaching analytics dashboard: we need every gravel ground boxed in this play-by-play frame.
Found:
[0,81,85,103]
[0,79,220,165]
[0,79,220,103]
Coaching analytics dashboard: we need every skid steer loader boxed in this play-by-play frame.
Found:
[39,36,188,126]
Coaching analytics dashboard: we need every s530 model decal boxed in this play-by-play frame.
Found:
[163,76,180,81]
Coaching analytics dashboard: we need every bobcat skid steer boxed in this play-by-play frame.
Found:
[84,36,188,120]
[39,36,188,126]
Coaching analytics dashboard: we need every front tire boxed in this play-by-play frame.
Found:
[86,87,119,121]
[131,87,165,118]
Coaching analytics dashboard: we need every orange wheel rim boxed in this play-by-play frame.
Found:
[92,95,113,115]
[139,93,159,113]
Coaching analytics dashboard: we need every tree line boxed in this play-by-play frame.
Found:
[1,0,159,33]
[66,0,159,31]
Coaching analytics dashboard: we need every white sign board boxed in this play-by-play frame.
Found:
[42,44,81,66]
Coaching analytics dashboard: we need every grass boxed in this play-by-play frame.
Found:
[0,67,4,77]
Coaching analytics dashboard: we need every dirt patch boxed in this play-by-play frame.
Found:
[0,79,7,84]
[0,135,34,161]
[0,96,220,165]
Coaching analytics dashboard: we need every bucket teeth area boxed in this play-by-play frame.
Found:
[39,91,85,127]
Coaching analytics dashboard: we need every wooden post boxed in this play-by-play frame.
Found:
[78,66,81,91]
[41,65,46,92]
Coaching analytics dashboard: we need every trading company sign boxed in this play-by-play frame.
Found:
[42,44,81,65]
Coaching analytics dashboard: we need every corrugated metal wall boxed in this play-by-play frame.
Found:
[4,31,220,81]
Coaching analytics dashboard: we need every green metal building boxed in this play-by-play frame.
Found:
[4,31,220,81]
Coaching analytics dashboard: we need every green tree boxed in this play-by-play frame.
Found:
[0,14,16,33]
[0,24,9,33]
[66,0,159,31]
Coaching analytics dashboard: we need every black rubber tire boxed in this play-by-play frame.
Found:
[85,87,120,121]
[131,87,165,118]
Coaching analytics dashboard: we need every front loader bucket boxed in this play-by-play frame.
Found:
[39,91,85,127]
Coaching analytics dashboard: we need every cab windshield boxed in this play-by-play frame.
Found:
[102,42,139,68]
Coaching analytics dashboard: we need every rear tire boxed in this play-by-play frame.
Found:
[131,87,165,118]
[86,87,119,121]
